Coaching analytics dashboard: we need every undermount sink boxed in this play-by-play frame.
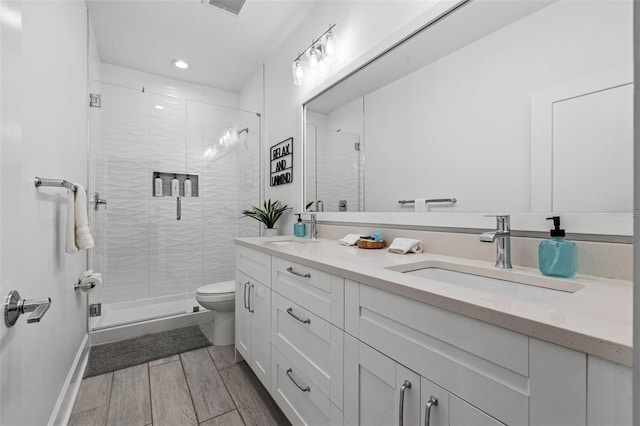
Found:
[267,239,315,246]
[386,260,584,294]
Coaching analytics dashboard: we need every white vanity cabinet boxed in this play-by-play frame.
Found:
[235,246,272,389]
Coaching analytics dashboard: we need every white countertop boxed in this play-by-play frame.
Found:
[236,237,633,367]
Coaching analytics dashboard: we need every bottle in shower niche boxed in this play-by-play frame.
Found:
[171,174,180,197]
[154,173,163,197]
[538,216,577,278]
[184,176,192,197]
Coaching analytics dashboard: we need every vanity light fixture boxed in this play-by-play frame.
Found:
[291,24,338,86]
[171,59,189,69]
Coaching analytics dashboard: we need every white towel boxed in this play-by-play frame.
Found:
[388,238,423,254]
[339,234,361,246]
[66,184,94,254]
[414,198,427,212]
[65,189,78,254]
[74,184,94,250]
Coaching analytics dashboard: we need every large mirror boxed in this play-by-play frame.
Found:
[304,0,632,220]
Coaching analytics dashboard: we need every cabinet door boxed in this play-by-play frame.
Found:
[344,335,420,426]
[250,280,271,388]
[235,271,252,362]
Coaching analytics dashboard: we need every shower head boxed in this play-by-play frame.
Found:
[219,127,249,148]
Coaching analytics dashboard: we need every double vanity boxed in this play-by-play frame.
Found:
[234,236,632,426]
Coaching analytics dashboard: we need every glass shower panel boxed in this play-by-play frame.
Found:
[315,126,362,212]
[89,81,261,331]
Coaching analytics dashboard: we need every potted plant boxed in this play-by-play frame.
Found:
[242,199,289,237]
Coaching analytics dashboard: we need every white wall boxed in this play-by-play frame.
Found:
[0,1,89,424]
[363,0,631,212]
[263,0,439,233]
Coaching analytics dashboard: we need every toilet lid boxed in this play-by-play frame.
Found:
[197,280,235,295]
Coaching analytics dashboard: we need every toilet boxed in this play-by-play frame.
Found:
[195,280,235,346]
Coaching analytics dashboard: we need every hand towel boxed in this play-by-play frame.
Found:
[74,184,95,250]
[388,238,423,254]
[65,189,78,254]
[339,234,361,246]
[414,198,427,212]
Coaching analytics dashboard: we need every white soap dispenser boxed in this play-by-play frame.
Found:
[154,173,163,197]
[171,174,179,197]
[184,176,192,197]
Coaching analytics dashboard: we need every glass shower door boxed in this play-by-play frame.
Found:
[88,81,192,330]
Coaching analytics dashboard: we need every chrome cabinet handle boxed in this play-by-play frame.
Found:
[399,380,411,426]
[176,196,181,220]
[243,282,250,310]
[248,284,255,313]
[424,395,438,426]
[286,266,311,278]
[286,307,311,324]
[286,368,310,392]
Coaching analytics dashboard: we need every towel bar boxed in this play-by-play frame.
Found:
[34,177,78,192]
[398,198,457,205]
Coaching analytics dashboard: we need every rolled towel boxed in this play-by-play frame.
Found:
[339,234,361,246]
[388,238,423,254]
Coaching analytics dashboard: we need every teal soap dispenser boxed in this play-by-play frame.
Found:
[294,214,306,237]
[538,216,577,278]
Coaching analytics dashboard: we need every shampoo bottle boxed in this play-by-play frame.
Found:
[184,176,192,197]
[538,216,577,278]
[171,174,179,197]
[294,214,306,237]
[154,173,163,197]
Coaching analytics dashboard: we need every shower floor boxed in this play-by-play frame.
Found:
[91,292,203,331]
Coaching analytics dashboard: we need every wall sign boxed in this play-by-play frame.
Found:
[270,137,293,186]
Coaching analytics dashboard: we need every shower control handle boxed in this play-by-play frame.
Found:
[176,197,181,220]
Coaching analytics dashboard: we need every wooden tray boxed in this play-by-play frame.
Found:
[356,239,386,249]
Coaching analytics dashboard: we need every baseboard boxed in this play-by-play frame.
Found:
[48,333,90,426]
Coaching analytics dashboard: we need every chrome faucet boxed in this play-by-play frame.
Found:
[480,215,512,269]
[301,213,318,240]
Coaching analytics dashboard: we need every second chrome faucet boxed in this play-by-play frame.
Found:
[480,215,512,269]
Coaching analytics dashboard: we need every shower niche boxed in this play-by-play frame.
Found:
[153,171,199,197]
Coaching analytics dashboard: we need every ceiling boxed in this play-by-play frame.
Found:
[87,0,319,92]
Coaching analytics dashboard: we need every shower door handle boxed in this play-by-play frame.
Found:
[176,197,181,221]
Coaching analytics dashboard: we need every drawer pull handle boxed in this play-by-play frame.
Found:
[248,284,255,313]
[399,380,411,426]
[286,368,310,393]
[424,395,438,426]
[287,307,311,324]
[286,267,311,278]
[243,281,250,310]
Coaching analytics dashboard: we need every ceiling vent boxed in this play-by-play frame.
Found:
[202,0,246,16]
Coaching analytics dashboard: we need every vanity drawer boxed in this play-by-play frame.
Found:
[271,256,344,328]
[236,245,271,285]
[347,281,529,426]
[271,346,344,426]
[271,291,343,409]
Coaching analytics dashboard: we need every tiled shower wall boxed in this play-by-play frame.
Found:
[90,64,260,305]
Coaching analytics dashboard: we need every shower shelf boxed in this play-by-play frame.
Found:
[153,171,199,197]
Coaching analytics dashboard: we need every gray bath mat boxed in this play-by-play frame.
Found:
[84,325,210,378]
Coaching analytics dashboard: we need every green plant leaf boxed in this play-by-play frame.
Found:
[241,199,289,228]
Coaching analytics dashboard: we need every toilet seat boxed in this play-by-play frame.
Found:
[196,280,235,303]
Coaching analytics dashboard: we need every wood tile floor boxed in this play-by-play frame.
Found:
[69,345,290,426]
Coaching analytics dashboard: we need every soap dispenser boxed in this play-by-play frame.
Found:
[184,176,192,197]
[154,173,163,197]
[171,174,179,197]
[294,214,306,237]
[538,216,577,278]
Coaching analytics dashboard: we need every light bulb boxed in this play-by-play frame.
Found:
[292,59,304,86]
[308,45,320,69]
[323,31,338,64]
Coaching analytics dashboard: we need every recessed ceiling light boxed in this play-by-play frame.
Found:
[172,59,189,69]
[154,105,164,110]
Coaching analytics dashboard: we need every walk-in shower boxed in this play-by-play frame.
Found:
[88,73,261,332]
